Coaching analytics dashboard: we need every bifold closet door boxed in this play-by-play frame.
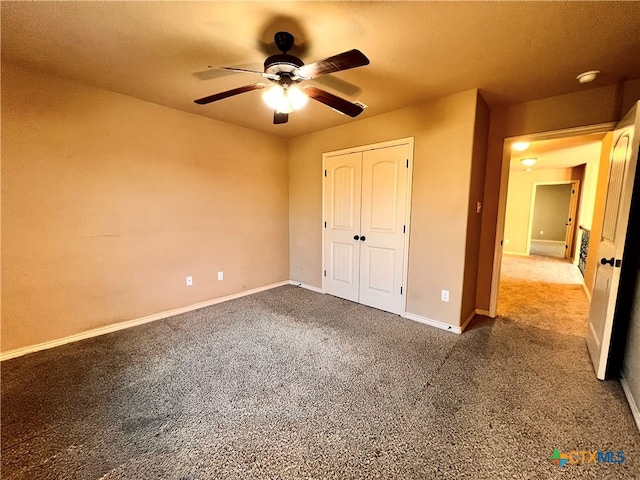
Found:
[324,143,409,315]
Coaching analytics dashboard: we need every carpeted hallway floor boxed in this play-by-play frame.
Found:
[498,253,589,337]
[2,283,639,478]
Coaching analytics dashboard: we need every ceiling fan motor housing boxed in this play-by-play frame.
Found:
[264,54,304,78]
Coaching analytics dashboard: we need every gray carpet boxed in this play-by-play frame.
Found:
[2,286,639,479]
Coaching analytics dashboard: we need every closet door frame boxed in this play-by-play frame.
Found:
[322,137,415,315]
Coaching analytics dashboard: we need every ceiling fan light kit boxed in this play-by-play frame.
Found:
[194,31,369,124]
[262,84,308,114]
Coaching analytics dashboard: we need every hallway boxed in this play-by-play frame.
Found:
[497,254,589,337]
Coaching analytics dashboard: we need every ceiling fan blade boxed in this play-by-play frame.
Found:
[313,75,362,97]
[296,49,369,79]
[303,86,364,118]
[274,112,289,124]
[218,67,280,80]
[194,83,266,105]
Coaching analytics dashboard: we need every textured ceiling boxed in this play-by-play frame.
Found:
[509,134,606,172]
[2,1,640,138]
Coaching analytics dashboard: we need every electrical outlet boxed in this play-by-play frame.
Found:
[217,271,224,281]
[186,276,193,286]
[504,239,510,245]
[540,230,544,235]
[441,289,449,302]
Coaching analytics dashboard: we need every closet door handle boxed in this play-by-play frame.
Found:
[600,257,614,266]
[360,236,366,242]
[353,235,360,241]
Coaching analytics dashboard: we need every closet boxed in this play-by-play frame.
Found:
[323,139,413,315]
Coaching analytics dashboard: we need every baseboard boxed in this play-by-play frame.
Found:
[503,251,529,256]
[620,375,640,433]
[403,312,462,334]
[0,280,290,362]
[582,282,592,302]
[530,239,565,244]
[289,280,324,294]
[475,308,492,317]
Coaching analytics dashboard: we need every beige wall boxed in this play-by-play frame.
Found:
[623,261,640,421]
[1,63,290,353]
[531,184,573,242]
[504,168,576,255]
[289,89,483,327]
[576,143,603,231]
[461,95,490,321]
[476,80,640,311]
[584,133,614,293]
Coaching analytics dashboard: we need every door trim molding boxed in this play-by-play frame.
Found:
[322,137,415,316]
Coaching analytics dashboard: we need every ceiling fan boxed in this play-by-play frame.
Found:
[194,31,370,124]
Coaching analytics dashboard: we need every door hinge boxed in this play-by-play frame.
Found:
[403,225,406,233]
[500,240,504,246]
[406,159,409,168]
[400,286,403,294]
[572,189,575,194]
[324,270,327,277]
[565,244,568,249]
[324,221,327,228]
[324,169,327,177]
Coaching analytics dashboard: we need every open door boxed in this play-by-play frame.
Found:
[586,102,640,379]
[564,181,579,260]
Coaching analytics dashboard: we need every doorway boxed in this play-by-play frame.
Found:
[495,130,608,337]
[528,181,578,260]
[489,125,614,318]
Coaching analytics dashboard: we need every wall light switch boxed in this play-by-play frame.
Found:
[217,271,224,281]
[186,276,193,286]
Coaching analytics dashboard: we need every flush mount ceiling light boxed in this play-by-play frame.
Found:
[577,70,600,84]
[512,141,530,151]
[521,158,537,167]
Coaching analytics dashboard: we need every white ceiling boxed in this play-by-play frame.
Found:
[2,1,640,138]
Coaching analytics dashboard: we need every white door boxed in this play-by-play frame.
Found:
[564,181,579,260]
[323,152,362,302]
[359,146,408,314]
[323,142,412,315]
[587,103,639,379]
